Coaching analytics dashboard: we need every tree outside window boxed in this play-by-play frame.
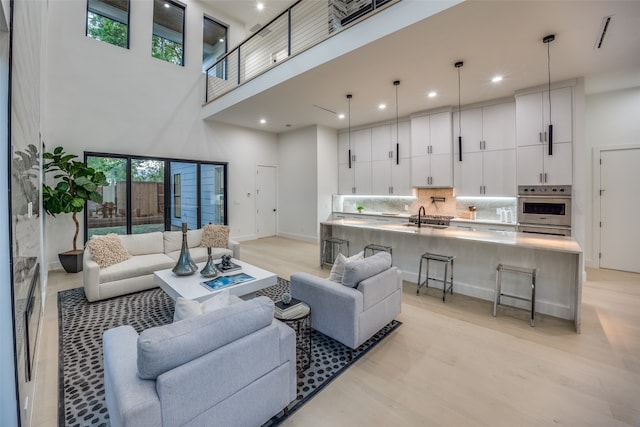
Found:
[86,0,129,48]
[152,0,185,66]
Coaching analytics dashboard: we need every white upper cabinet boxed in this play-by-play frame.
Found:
[516,86,572,147]
[371,125,391,161]
[338,122,411,195]
[410,112,453,187]
[351,128,372,163]
[453,102,516,196]
[516,85,573,185]
[482,102,516,151]
[338,132,350,165]
[453,108,483,154]
[370,121,412,195]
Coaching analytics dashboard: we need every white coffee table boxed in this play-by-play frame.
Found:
[154,258,277,302]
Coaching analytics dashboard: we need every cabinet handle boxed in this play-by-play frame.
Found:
[389,150,393,159]
[539,173,543,183]
[389,186,393,194]
[539,132,543,143]
[352,187,356,194]
[479,141,482,150]
[544,132,547,142]
[544,173,548,183]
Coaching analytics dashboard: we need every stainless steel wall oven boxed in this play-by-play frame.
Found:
[517,185,571,236]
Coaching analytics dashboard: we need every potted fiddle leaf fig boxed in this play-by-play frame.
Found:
[42,146,108,273]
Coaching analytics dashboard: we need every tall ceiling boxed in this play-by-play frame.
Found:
[202,0,640,133]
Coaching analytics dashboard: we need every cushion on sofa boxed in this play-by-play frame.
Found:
[87,234,132,268]
[99,253,175,283]
[342,251,392,288]
[119,232,164,256]
[328,251,364,283]
[200,224,230,248]
[137,296,275,379]
[173,290,231,322]
[163,229,205,254]
[165,246,232,264]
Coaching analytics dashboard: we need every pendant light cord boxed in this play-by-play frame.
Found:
[457,66,462,137]
[547,40,552,123]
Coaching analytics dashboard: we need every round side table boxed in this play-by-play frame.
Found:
[274,301,312,372]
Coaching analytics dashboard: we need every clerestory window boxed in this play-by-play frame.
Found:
[86,0,130,48]
[152,0,185,66]
[203,16,228,75]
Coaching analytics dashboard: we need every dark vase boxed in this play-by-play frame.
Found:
[172,224,197,276]
[200,247,219,278]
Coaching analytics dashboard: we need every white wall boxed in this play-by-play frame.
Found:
[44,0,278,269]
[277,125,319,242]
[584,86,640,265]
[316,125,338,232]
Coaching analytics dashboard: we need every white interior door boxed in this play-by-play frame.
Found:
[600,148,640,273]
[256,166,277,238]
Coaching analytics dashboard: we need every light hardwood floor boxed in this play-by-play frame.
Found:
[33,237,640,426]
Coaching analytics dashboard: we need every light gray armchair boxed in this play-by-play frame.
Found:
[290,251,402,351]
[103,296,296,427]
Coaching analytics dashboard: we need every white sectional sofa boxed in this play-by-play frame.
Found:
[83,229,240,302]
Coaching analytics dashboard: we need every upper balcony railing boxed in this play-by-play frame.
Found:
[205,0,397,104]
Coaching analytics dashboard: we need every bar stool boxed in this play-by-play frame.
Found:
[363,243,392,260]
[321,237,349,268]
[493,264,537,326]
[417,252,455,302]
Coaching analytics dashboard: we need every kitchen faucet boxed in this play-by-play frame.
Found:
[418,205,426,228]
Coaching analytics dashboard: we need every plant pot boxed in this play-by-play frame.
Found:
[59,250,84,273]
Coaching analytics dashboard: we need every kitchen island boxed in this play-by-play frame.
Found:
[321,218,583,333]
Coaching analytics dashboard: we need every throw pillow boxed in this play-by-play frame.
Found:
[342,251,392,288]
[173,290,230,322]
[87,233,131,268]
[200,224,230,248]
[328,251,364,283]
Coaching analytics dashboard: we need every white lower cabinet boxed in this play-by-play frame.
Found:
[516,141,572,185]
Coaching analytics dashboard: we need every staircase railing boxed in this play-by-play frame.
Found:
[204,0,397,104]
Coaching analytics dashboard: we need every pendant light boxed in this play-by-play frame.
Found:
[347,94,353,169]
[393,80,400,165]
[455,61,464,161]
[543,34,555,156]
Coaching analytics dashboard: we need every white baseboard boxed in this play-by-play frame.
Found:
[402,272,572,320]
[276,231,318,244]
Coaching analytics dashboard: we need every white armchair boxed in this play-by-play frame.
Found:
[290,252,402,350]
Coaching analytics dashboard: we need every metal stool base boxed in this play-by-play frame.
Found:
[417,252,455,302]
[493,264,537,327]
[321,238,349,268]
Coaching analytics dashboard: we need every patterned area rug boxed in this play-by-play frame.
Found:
[58,278,401,426]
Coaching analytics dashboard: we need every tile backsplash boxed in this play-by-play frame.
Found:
[333,190,517,222]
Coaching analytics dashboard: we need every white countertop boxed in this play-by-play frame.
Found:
[322,218,582,254]
[332,211,516,226]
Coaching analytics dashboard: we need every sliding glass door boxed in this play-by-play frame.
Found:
[85,153,227,239]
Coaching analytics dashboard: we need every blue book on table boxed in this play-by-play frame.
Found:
[202,273,255,291]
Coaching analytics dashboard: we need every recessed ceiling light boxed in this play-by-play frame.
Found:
[378,104,386,110]
[338,113,345,119]
[257,2,264,11]
[219,38,224,43]
[259,118,266,124]
[164,2,170,8]
[491,75,503,83]
[428,91,437,98]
